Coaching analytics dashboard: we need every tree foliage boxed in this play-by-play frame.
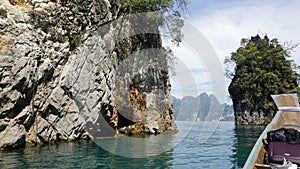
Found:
[119,0,189,46]
[225,35,299,113]
[120,0,188,15]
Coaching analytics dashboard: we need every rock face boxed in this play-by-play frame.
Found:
[232,97,275,125]
[0,0,177,149]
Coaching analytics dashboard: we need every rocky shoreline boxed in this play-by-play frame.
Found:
[0,0,177,149]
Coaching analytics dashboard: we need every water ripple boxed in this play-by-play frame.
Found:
[0,122,264,169]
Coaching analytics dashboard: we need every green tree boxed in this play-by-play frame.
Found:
[119,0,189,45]
[120,0,188,15]
[225,35,299,125]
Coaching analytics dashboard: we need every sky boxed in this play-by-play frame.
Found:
[167,0,300,103]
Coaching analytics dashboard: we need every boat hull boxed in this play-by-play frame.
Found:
[244,110,300,169]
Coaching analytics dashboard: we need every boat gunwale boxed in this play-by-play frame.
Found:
[243,111,282,169]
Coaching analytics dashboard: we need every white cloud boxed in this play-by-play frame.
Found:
[168,44,212,98]
[189,0,300,64]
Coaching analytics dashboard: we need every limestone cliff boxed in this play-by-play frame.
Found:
[232,97,275,125]
[0,0,177,149]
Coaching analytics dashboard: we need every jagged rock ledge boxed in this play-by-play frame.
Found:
[0,0,177,149]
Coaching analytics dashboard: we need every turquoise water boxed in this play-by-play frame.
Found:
[0,122,265,169]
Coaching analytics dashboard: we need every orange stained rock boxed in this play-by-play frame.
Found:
[129,80,147,122]
[111,106,118,128]
[0,35,9,55]
[8,0,17,5]
[8,0,32,9]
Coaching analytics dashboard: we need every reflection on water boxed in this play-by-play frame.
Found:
[93,132,176,158]
[0,121,266,169]
[172,121,235,169]
[231,125,265,169]
[0,141,174,169]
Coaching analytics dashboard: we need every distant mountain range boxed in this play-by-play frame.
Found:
[172,93,234,121]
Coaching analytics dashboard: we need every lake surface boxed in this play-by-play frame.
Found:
[0,121,265,169]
